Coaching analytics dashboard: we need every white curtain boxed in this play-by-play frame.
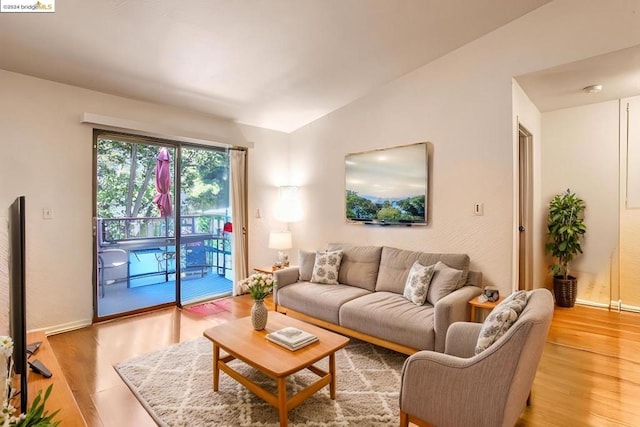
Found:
[229,149,248,295]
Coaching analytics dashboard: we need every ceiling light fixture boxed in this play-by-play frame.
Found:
[583,84,602,94]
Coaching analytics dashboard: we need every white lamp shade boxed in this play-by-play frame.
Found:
[269,231,292,250]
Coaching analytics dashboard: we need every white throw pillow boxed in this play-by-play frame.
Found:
[403,261,436,306]
[310,250,343,285]
[475,290,528,354]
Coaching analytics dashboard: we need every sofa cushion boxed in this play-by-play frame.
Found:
[277,282,370,324]
[475,290,528,354]
[403,261,436,306]
[375,247,470,294]
[340,292,436,351]
[311,250,343,285]
[426,261,463,305]
[327,244,382,291]
[298,250,316,281]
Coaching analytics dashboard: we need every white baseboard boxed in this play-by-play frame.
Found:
[619,303,640,313]
[575,298,609,309]
[576,299,640,313]
[28,319,93,336]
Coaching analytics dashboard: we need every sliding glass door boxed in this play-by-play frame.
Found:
[94,132,233,319]
[177,146,233,305]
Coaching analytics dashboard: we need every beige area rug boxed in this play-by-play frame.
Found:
[115,337,408,426]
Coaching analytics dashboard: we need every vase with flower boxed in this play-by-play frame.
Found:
[240,273,275,330]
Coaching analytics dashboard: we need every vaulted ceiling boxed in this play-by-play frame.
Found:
[0,0,550,133]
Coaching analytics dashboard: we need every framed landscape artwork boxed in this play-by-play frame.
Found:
[345,142,427,225]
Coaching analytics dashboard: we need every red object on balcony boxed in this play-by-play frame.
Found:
[153,148,173,218]
[223,222,233,233]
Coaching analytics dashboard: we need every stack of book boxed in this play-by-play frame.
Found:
[266,326,318,351]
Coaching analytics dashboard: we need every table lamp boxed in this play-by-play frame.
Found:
[269,231,292,268]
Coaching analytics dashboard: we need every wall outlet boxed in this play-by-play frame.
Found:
[42,208,54,220]
[474,203,484,216]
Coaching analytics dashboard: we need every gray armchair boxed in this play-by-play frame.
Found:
[399,288,553,427]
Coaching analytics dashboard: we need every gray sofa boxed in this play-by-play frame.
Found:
[273,244,482,354]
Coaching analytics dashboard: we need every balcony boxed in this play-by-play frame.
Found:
[96,214,233,317]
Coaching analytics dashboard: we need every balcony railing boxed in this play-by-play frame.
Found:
[98,214,230,245]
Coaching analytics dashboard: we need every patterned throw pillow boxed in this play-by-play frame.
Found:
[310,250,343,285]
[475,290,528,354]
[403,261,436,306]
[500,290,528,314]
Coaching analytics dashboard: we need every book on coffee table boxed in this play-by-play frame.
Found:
[266,326,318,351]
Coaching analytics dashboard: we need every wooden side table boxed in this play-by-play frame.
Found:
[468,295,504,322]
[254,266,279,275]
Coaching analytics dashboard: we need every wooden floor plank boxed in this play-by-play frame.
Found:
[47,296,640,426]
[518,305,640,427]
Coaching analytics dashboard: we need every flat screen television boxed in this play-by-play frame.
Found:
[9,195,27,411]
[345,142,428,225]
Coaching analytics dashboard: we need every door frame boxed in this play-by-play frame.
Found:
[92,130,233,321]
[517,123,534,291]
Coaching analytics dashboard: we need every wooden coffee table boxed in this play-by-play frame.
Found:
[203,312,349,427]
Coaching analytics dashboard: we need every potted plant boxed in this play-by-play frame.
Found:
[545,189,586,307]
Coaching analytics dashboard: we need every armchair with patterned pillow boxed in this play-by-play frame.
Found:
[399,288,553,427]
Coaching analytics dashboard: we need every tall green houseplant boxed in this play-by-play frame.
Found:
[545,189,586,307]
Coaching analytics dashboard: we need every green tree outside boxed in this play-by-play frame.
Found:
[97,138,230,239]
[345,190,425,222]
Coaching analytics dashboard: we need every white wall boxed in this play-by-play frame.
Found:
[0,70,281,333]
[288,1,640,295]
[541,102,619,305]
[289,59,514,290]
[239,124,291,269]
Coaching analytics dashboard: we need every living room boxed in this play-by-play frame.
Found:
[1,0,640,425]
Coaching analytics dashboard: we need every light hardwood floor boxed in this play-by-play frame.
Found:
[47,296,640,426]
